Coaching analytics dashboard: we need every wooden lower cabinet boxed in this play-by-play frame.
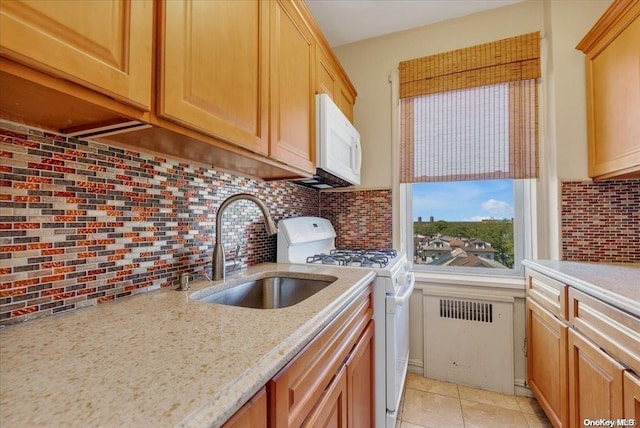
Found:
[268,285,373,427]
[346,322,374,428]
[303,366,348,427]
[526,267,640,428]
[223,387,267,428]
[624,371,640,420]
[527,298,569,428]
[568,329,625,425]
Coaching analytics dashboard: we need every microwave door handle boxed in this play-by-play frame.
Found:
[352,138,362,173]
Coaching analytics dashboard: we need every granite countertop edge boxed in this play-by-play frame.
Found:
[522,259,640,317]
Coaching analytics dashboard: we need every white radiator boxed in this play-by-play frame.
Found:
[423,290,514,394]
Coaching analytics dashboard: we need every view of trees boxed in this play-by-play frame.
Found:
[414,219,514,268]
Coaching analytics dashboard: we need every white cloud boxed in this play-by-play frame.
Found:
[468,215,493,222]
[481,199,513,218]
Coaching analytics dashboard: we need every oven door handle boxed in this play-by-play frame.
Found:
[387,273,415,312]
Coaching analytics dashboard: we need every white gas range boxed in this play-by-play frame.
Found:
[277,216,415,428]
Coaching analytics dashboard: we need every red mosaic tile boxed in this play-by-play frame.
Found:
[53,292,76,301]
[14,196,40,203]
[0,120,319,324]
[320,190,393,249]
[14,223,40,229]
[561,180,639,263]
[41,287,65,297]
[13,182,39,189]
[28,243,52,250]
[12,306,38,317]
[0,245,27,253]
[13,278,39,287]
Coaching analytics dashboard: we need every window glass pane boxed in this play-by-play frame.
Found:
[412,180,515,269]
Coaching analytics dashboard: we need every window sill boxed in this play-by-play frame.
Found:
[413,270,526,292]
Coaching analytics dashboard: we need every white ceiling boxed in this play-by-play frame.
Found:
[305,0,524,47]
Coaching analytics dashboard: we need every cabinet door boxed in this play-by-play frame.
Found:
[316,45,355,123]
[316,45,338,99]
[582,4,640,179]
[335,83,355,123]
[222,387,267,428]
[158,0,269,155]
[269,0,315,174]
[527,298,569,428]
[568,328,625,425]
[0,0,152,110]
[302,366,348,428]
[624,371,640,421]
[346,321,375,428]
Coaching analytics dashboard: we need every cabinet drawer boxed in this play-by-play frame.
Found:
[527,271,568,320]
[268,284,373,427]
[569,288,640,373]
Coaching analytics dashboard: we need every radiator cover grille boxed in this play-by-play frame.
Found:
[439,298,493,323]
[424,293,514,394]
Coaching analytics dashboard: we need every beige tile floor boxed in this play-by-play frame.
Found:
[396,373,553,428]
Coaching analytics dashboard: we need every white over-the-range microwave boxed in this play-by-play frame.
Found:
[295,93,361,189]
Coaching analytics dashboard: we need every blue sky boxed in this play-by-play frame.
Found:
[412,180,514,222]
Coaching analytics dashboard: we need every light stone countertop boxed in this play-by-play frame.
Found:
[0,263,376,428]
[523,259,640,317]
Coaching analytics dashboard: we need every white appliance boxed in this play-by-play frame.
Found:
[277,216,415,428]
[296,94,361,189]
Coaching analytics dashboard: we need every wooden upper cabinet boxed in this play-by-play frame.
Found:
[316,44,356,123]
[336,82,356,123]
[158,0,269,155]
[0,0,152,110]
[269,0,316,174]
[316,46,338,100]
[577,0,640,179]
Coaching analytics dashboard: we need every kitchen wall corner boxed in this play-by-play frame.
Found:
[320,188,393,250]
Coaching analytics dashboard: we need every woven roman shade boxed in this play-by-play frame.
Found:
[399,32,541,183]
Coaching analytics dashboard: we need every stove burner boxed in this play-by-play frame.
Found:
[306,249,397,268]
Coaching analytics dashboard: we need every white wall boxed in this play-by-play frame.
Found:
[334,0,610,258]
[537,0,609,259]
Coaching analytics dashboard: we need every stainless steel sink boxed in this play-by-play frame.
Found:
[197,275,336,309]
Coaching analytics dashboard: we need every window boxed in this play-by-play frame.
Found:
[407,179,534,274]
[398,33,540,275]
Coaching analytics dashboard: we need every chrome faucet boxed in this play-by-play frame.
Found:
[212,193,278,280]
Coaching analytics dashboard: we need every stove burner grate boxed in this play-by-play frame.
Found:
[306,249,397,268]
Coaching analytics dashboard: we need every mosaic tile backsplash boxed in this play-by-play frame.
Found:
[561,180,640,263]
[0,121,320,323]
[320,189,393,250]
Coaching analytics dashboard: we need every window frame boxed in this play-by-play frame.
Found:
[403,179,535,278]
